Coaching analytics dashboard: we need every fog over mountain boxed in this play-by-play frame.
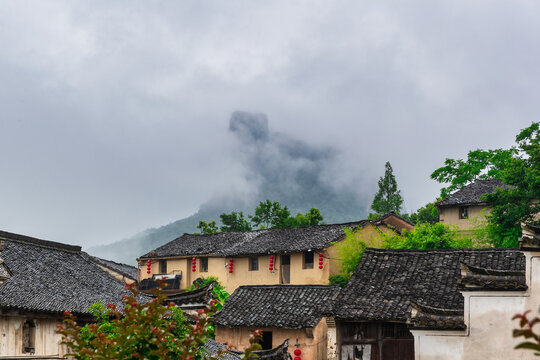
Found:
[89,111,369,264]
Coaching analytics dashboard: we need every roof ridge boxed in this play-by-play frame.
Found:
[237,284,338,289]
[364,247,521,253]
[0,230,81,253]
[89,254,137,269]
[181,220,370,237]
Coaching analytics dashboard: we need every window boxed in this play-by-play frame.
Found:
[459,206,469,219]
[339,322,414,360]
[303,251,314,269]
[22,320,36,354]
[159,260,167,274]
[261,331,273,350]
[200,257,208,272]
[249,256,259,271]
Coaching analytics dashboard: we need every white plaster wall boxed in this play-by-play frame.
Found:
[412,254,540,360]
[0,316,64,357]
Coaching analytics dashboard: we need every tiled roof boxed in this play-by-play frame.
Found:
[202,339,240,360]
[87,254,138,281]
[215,285,338,329]
[436,179,511,207]
[166,282,215,309]
[203,339,291,360]
[140,221,370,259]
[0,230,135,315]
[335,248,525,325]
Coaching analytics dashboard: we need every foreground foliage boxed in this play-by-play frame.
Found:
[513,309,540,355]
[57,283,260,359]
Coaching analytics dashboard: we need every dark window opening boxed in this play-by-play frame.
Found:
[339,322,414,360]
[281,255,290,284]
[261,331,273,350]
[200,257,208,272]
[159,260,167,274]
[303,251,314,269]
[22,320,36,354]
[249,257,259,271]
[459,206,469,219]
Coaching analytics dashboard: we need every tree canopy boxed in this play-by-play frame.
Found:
[370,161,403,215]
[197,200,325,234]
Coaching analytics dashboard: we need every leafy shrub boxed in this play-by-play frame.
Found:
[329,274,349,288]
[57,282,261,359]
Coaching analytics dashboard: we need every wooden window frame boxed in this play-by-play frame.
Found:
[303,251,314,269]
[159,260,167,274]
[249,256,259,271]
[459,206,469,219]
[200,257,208,272]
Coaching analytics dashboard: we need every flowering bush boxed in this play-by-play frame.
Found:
[57,283,261,359]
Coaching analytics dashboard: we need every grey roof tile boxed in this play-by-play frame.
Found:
[215,285,338,329]
[334,248,525,322]
[436,179,511,207]
[141,221,369,259]
[0,231,135,315]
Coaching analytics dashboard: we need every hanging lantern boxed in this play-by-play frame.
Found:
[294,349,301,356]
[228,258,234,273]
[192,257,197,272]
[318,253,324,269]
[269,255,274,271]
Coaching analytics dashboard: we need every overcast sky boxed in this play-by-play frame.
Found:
[0,1,538,247]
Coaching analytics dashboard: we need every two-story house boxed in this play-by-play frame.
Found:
[138,213,414,293]
[436,179,510,231]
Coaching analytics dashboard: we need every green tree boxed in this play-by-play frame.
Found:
[431,122,540,248]
[401,202,440,225]
[371,161,404,215]
[250,200,290,229]
[282,207,325,228]
[219,211,252,232]
[382,223,473,250]
[431,149,516,198]
[196,220,219,235]
[334,226,368,278]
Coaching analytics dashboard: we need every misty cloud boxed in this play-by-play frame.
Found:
[0,1,539,250]
[228,111,368,222]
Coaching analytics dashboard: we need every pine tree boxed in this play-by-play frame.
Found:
[370,161,403,215]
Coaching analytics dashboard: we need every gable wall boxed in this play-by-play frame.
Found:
[411,252,540,360]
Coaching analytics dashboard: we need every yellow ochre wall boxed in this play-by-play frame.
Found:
[438,205,489,230]
[216,318,328,360]
[141,251,333,293]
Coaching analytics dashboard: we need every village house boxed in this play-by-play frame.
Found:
[436,179,510,231]
[331,223,540,360]
[214,284,338,360]
[138,213,414,293]
[0,230,137,358]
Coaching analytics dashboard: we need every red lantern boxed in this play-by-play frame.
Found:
[294,357,301,360]
[294,349,301,356]
[147,270,151,274]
